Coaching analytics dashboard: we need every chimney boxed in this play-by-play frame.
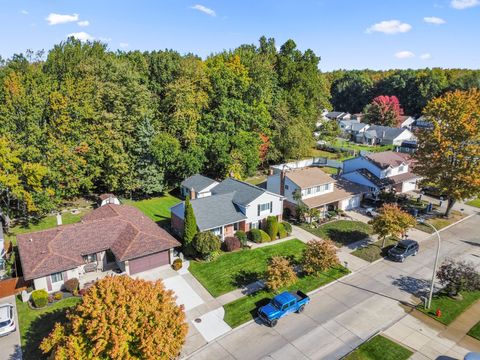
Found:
[56,213,62,226]
[280,169,286,196]
[189,189,196,200]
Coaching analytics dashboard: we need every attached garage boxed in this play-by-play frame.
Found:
[340,194,362,211]
[401,179,418,193]
[128,251,170,275]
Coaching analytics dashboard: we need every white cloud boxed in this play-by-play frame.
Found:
[119,42,129,49]
[395,51,415,59]
[20,10,29,15]
[420,53,432,60]
[451,0,480,9]
[423,16,446,24]
[46,13,79,25]
[98,37,112,42]
[191,4,216,16]
[67,32,93,42]
[77,20,90,27]
[366,20,412,34]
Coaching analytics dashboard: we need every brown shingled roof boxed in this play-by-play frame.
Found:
[17,204,180,280]
[365,151,412,169]
[98,193,116,201]
[302,179,367,209]
[285,167,334,189]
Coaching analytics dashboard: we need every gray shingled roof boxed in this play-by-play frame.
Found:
[351,122,369,132]
[171,193,247,231]
[212,178,265,206]
[181,174,217,192]
[326,111,345,119]
[365,125,407,141]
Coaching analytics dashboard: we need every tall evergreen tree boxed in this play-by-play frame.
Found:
[183,196,197,256]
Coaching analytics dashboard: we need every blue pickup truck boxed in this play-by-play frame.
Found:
[258,290,310,327]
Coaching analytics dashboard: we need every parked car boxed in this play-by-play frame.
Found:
[421,186,447,199]
[364,207,379,218]
[387,240,419,262]
[258,290,310,327]
[0,303,15,337]
[362,198,384,208]
[464,353,480,360]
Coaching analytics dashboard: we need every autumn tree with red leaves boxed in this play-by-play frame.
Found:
[363,95,404,127]
[40,276,188,360]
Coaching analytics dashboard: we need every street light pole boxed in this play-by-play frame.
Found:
[419,219,441,309]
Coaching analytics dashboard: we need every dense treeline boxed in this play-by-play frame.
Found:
[0,37,330,218]
[326,69,480,115]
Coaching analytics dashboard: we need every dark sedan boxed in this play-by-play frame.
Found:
[388,240,419,262]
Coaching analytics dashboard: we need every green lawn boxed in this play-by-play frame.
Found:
[189,239,306,297]
[300,220,373,247]
[351,238,398,262]
[244,175,267,186]
[468,321,480,340]
[5,209,91,246]
[319,166,339,175]
[16,296,82,359]
[417,290,480,325]
[466,198,480,208]
[344,335,412,360]
[330,139,394,153]
[415,210,465,234]
[223,266,349,328]
[123,193,181,226]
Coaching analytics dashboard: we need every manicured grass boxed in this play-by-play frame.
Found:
[244,175,267,186]
[123,193,181,225]
[417,290,480,325]
[468,321,480,340]
[223,266,349,328]
[415,210,465,234]
[5,209,91,246]
[330,139,394,153]
[319,166,339,175]
[16,296,82,359]
[189,239,306,297]
[351,238,398,262]
[344,335,413,360]
[300,220,373,247]
[466,198,480,208]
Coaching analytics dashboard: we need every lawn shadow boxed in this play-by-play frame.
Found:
[391,275,431,298]
[249,297,271,323]
[325,229,370,247]
[232,270,260,288]
[23,308,70,360]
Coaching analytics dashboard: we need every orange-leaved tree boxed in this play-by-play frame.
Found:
[40,276,188,360]
[301,239,339,274]
[370,204,416,248]
[265,256,297,292]
[414,89,480,217]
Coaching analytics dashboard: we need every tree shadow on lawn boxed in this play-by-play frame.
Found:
[232,270,261,288]
[23,308,70,360]
[325,229,370,247]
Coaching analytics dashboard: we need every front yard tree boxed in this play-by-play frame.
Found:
[183,195,197,256]
[192,231,221,260]
[370,204,416,248]
[302,239,339,274]
[414,89,480,217]
[40,276,188,360]
[265,256,298,292]
[363,95,404,127]
[437,259,480,297]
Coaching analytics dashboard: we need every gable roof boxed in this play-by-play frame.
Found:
[364,125,409,141]
[351,122,369,131]
[301,179,367,209]
[364,151,412,169]
[181,174,217,192]
[325,111,346,119]
[211,178,268,206]
[356,168,420,188]
[98,193,116,201]
[285,167,334,189]
[17,205,180,280]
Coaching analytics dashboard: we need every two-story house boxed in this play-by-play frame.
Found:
[171,177,284,240]
[180,174,219,199]
[267,167,366,217]
[342,151,421,194]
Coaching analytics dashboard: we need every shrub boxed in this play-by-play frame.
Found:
[235,231,248,246]
[277,223,287,239]
[172,258,183,271]
[265,256,297,292]
[282,222,292,235]
[302,239,339,275]
[260,229,271,243]
[224,237,241,252]
[48,295,54,303]
[265,216,279,241]
[31,289,48,308]
[193,231,221,259]
[437,258,480,296]
[54,292,63,301]
[64,278,79,293]
[248,229,262,243]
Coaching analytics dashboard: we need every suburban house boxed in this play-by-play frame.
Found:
[171,177,284,239]
[413,116,434,130]
[342,151,421,193]
[354,125,415,146]
[267,167,366,217]
[398,115,416,129]
[17,204,181,293]
[325,111,351,121]
[180,174,219,199]
[338,119,360,132]
[98,193,120,207]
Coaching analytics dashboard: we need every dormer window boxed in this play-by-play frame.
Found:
[399,164,405,172]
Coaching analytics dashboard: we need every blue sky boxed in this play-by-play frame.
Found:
[1,0,479,70]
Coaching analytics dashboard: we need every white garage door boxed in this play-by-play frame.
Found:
[402,180,417,193]
[341,195,361,210]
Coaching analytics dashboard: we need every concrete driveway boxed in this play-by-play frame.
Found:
[188,214,480,360]
[0,295,22,360]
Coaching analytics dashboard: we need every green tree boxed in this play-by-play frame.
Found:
[370,204,416,247]
[183,196,197,256]
[192,231,221,260]
[331,72,373,113]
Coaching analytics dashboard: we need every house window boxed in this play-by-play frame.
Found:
[399,165,405,172]
[250,221,259,229]
[233,222,239,231]
[325,183,331,191]
[306,188,312,195]
[315,186,321,192]
[51,272,64,283]
[257,202,271,215]
[83,254,96,263]
[211,227,222,236]
[285,184,289,190]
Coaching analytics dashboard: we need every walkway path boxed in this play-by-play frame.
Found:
[384,300,480,359]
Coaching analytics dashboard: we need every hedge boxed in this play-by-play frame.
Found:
[235,230,248,246]
[31,289,48,308]
[282,222,292,235]
[248,229,271,243]
[278,223,288,239]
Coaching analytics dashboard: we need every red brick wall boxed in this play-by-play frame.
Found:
[171,213,184,237]
[224,224,234,238]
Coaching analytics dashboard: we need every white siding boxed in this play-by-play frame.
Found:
[300,182,334,200]
[101,197,120,206]
[266,175,299,205]
[380,163,409,178]
[402,179,418,192]
[33,277,47,291]
[340,195,362,210]
[391,129,415,146]
[34,268,79,293]
[343,157,382,178]
[245,192,283,225]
